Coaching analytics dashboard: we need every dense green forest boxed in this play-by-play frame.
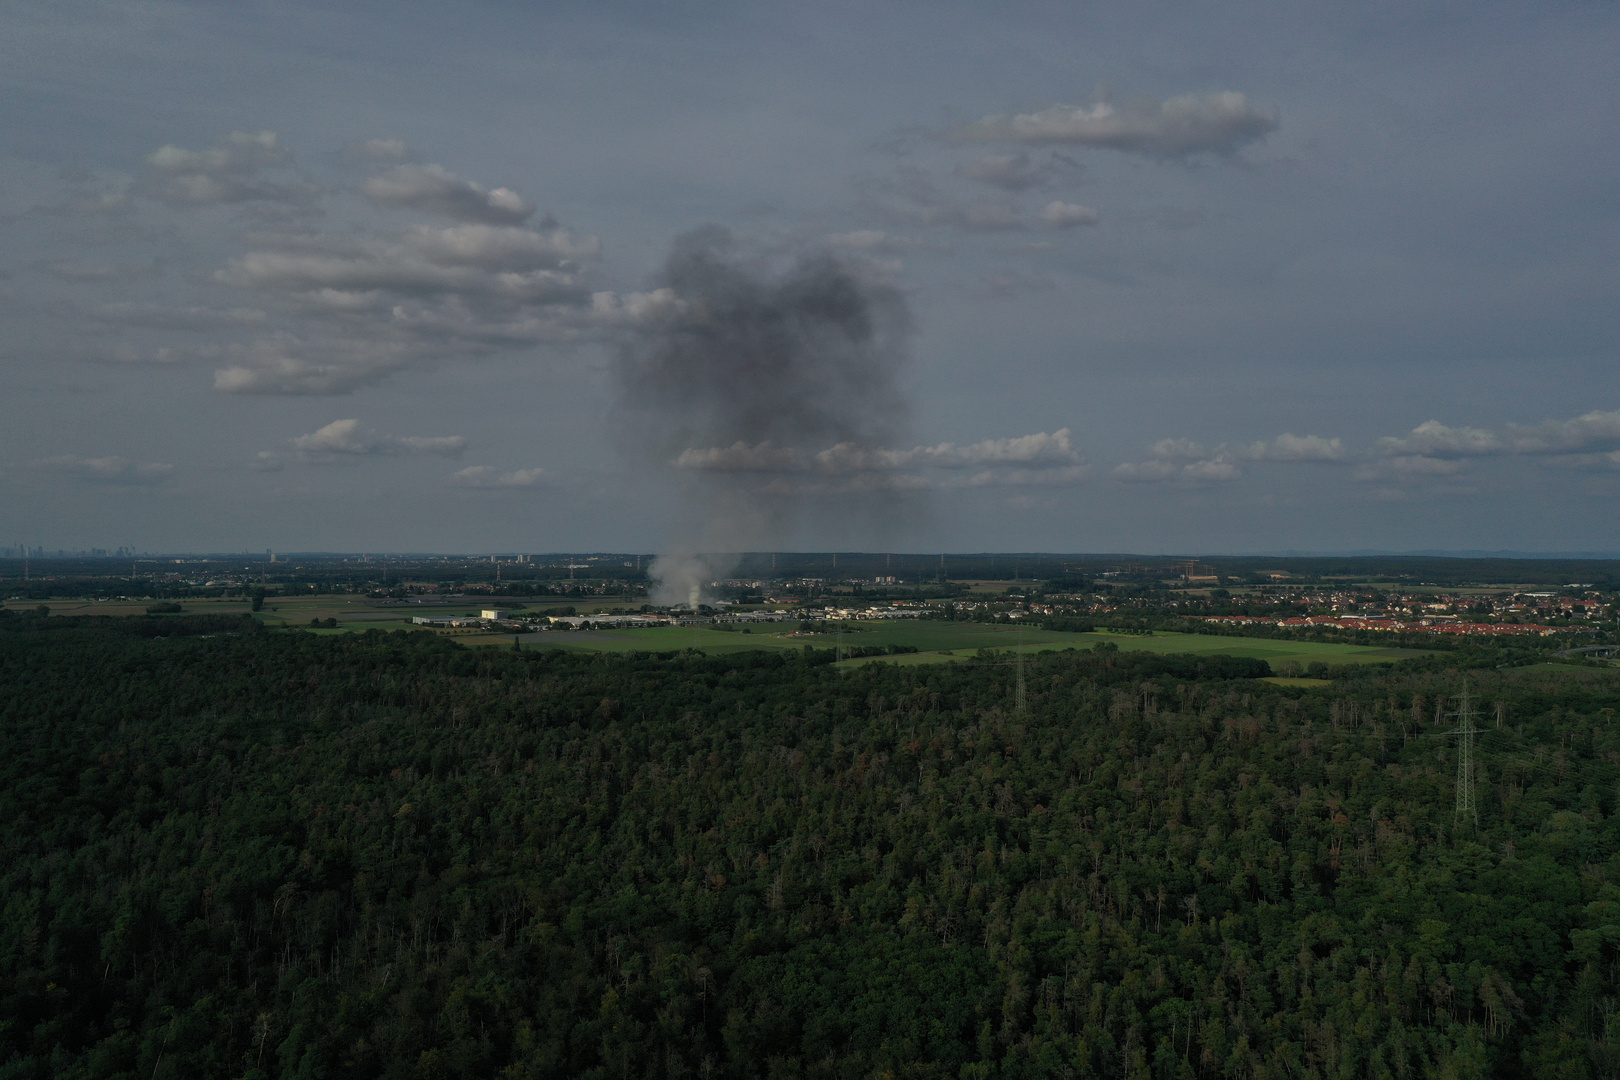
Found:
[4,613,1620,1079]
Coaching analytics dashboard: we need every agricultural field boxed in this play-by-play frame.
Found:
[1,594,644,637]
[1,594,1438,666]
[530,619,1432,669]
[826,625,1428,669]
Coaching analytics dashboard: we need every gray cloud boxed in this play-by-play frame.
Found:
[854,166,1027,232]
[955,153,1053,192]
[363,164,535,224]
[950,92,1278,158]
[35,455,174,485]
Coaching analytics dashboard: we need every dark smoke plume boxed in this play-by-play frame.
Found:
[616,227,913,605]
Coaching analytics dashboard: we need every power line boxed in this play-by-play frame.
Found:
[1014,623,1027,715]
[1433,683,1480,831]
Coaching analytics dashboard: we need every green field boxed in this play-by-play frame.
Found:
[6,595,1435,668]
[525,620,1430,669]
[825,625,1427,669]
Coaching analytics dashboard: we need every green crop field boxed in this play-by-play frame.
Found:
[826,624,1429,669]
[7,594,1436,668]
[507,619,1432,668]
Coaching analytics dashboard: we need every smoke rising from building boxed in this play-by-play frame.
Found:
[615,227,913,606]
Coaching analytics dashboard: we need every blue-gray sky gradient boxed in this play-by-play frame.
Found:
[2,0,1616,553]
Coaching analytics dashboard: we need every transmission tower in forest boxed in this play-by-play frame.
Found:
[1015,652,1027,714]
[1014,624,1028,715]
[1442,684,1480,830]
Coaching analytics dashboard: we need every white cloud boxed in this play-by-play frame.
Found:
[1147,438,1207,461]
[1376,420,1501,457]
[673,441,803,471]
[589,288,684,325]
[23,137,624,398]
[139,131,318,207]
[1182,458,1241,481]
[909,428,1084,469]
[671,430,1084,484]
[1114,431,1344,481]
[36,455,173,485]
[1505,409,1620,454]
[449,465,547,487]
[1375,410,1620,459]
[215,359,393,395]
[1040,201,1099,229]
[1114,438,1237,483]
[288,418,381,454]
[1113,458,1240,483]
[950,92,1279,158]
[285,418,466,457]
[363,163,535,225]
[1546,451,1620,471]
[211,339,411,395]
[396,434,469,454]
[948,464,1091,487]
[1243,433,1346,461]
[205,222,607,390]
[218,224,596,296]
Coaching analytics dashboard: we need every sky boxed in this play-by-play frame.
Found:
[2,0,1617,556]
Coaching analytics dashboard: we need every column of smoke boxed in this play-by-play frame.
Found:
[615,227,913,607]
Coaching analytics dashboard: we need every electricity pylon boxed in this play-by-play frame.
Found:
[1014,624,1027,715]
[1441,683,1480,830]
